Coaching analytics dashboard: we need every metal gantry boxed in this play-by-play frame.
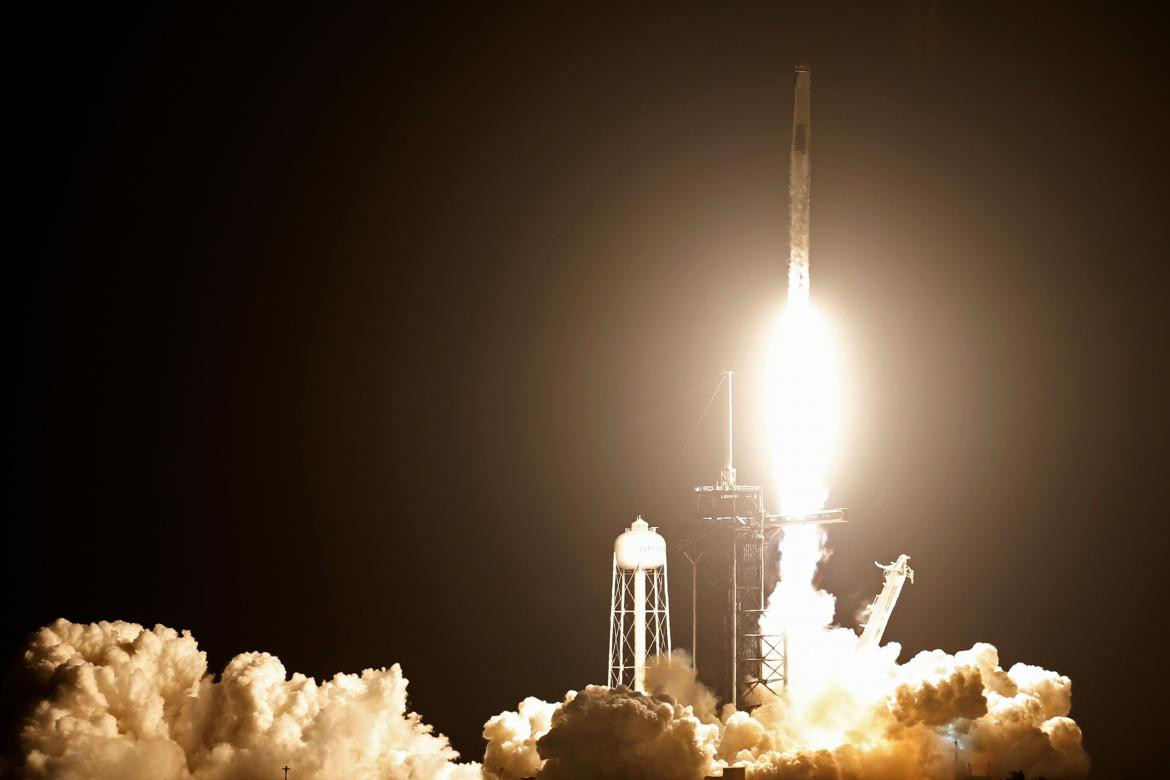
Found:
[690,370,846,709]
[733,518,788,703]
[692,393,794,708]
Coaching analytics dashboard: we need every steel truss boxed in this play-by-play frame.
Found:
[733,519,787,705]
[608,554,672,690]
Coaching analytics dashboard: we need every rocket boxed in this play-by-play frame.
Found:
[788,65,811,304]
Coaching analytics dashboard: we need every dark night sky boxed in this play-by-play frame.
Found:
[11,3,1170,777]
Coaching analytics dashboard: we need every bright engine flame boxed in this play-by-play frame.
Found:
[762,298,841,518]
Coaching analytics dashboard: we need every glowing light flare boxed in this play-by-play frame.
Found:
[762,299,842,518]
[762,525,835,641]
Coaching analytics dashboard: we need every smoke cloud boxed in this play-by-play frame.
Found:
[7,619,480,779]
[482,696,559,779]
[536,685,719,780]
[484,643,1087,779]
[9,576,1088,779]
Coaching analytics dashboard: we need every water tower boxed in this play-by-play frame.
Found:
[608,516,671,693]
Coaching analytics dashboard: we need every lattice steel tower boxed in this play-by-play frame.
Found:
[608,516,672,693]
[690,370,846,709]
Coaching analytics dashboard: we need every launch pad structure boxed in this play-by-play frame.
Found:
[689,369,846,709]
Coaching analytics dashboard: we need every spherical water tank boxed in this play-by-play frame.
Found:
[614,515,666,570]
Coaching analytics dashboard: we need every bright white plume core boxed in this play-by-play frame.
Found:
[763,300,841,518]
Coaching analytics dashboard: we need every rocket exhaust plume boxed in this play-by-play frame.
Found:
[764,65,839,520]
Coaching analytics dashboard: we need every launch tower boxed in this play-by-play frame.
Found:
[689,371,844,707]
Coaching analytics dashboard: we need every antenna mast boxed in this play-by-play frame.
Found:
[720,370,736,488]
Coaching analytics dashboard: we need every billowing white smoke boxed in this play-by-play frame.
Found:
[482,528,1089,780]
[482,696,559,779]
[483,644,1087,779]
[11,561,1089,780]
[10,619,480,779]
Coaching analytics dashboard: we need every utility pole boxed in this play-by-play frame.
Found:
[682,549,704,668]
[283,766,290,780]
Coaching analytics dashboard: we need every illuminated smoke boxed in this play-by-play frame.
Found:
[483,640,1088,779]
[535,685,718,780]
[10,606,1088,780]
[482,696,559,780]
[9,619,480,779]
